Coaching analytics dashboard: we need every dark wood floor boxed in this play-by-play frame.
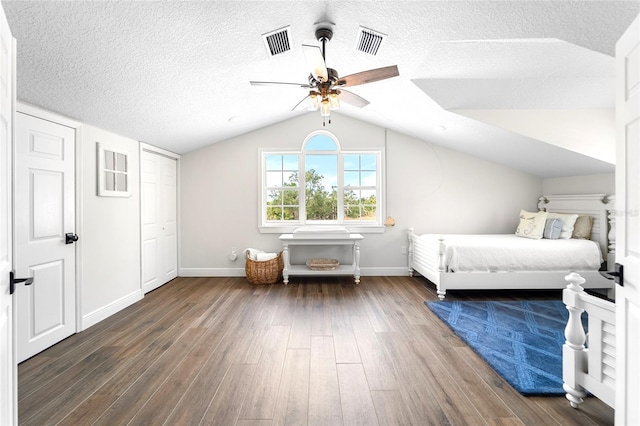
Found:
[18,276,614,425]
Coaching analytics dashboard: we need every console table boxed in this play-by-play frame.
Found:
[279,233,364,284]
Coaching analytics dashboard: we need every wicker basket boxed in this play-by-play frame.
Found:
[245,251,284,285]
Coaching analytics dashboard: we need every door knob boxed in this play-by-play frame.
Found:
[9,270,34,295]
[65,233,79,244]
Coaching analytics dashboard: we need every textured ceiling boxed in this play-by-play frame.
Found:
[3,1,639,178]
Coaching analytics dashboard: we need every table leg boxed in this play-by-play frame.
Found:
[282,243,289,285]
[354,242,360,284]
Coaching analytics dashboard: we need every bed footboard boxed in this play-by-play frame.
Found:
[563,272,616,409]
[408,228,447,299]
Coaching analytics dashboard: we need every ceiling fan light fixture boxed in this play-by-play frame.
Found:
[329,91,340,110]
[307,92,319,111]
[320,98,331,116]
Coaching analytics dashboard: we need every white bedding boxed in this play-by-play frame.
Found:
[418,234,603,272]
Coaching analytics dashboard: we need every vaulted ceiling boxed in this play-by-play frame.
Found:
[3,1,639,178]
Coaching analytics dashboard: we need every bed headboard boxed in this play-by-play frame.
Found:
[538,194,615,269]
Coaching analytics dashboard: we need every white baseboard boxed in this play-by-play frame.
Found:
[179,267,409,278]
[360,267,410,276]
[80,289,143,331]
[179,267,246,277]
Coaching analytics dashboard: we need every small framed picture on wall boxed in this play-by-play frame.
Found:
[97,143,130,197]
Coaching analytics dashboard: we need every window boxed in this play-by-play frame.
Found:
[261,131,384,232]
[97,143,130,197]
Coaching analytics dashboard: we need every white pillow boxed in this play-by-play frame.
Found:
[515,210,548,239]
[547,212,579,239]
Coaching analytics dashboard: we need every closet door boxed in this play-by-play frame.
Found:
[141,149,177,293]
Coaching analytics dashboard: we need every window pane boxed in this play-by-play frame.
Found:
[116,173,127,191]
[105,172,115,190]
[266,206,282,220]
[361,171,376,187]
[115,153,127,172]
[282,155,298,170]
[305,134,337,151]
[343,154,359,170]
[344,171,359,186]
[283,171,298,187]
[283,206,299,221]
[267,189,283,205]
[343,204,360,220]
[305,154,337,221]
[361,205,377,221]
[104,151,115,170]
[265,155,282,171]
[360,154,377,170]
[360,189,377,204]
[266,171,283,187]
[283,189,299,205]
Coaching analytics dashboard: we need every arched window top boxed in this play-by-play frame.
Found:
[302,131,340,152]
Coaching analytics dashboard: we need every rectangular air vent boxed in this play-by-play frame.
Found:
[355,26,387,56]
[262,26,291,57]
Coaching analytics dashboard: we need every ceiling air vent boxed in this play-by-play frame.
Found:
[262,26,291,57]
[355,26,387,56]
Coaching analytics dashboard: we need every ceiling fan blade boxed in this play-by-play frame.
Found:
[336,65,399,87]
[250,81,310,88]
[291,94,310,111]
[338,89,370,108]
[302,44,328,82]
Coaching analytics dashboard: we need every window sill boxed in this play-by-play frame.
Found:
[259,225,386,234]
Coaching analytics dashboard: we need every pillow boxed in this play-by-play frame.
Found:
[572,215,593,239]
[543,218,563,239]
[515,210,548,239]
[546,212,579,239]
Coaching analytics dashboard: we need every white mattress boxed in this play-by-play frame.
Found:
[418,234,603,272]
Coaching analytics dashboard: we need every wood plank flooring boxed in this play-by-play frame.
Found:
[18,276,614,425]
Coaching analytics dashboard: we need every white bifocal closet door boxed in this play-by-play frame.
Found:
[141,149,177,294]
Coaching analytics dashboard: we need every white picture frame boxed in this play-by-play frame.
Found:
[97,143,130,197]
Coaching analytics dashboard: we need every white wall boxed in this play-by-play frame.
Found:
[543,173,615,196]
[179,113,543,276]
[78,124,142,329]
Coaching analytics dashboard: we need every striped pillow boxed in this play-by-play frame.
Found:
[543,218,563,239]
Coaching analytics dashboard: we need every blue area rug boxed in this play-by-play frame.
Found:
[425,299,586,395]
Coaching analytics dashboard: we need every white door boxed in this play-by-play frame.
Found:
[615,13,640,425]
[0,6,16,424]
[141,149,177,294]
[14,113,76,363]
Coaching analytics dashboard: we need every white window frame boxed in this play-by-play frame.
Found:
[259,131,385,233]
[97,142,130,197]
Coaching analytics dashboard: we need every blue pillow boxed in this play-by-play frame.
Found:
[543,218,563,239]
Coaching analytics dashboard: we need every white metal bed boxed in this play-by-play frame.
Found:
[408,194,616,300]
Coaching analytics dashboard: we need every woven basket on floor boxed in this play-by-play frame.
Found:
[245,251,284,284]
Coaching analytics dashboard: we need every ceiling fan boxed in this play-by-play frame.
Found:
[250,26,399,125]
